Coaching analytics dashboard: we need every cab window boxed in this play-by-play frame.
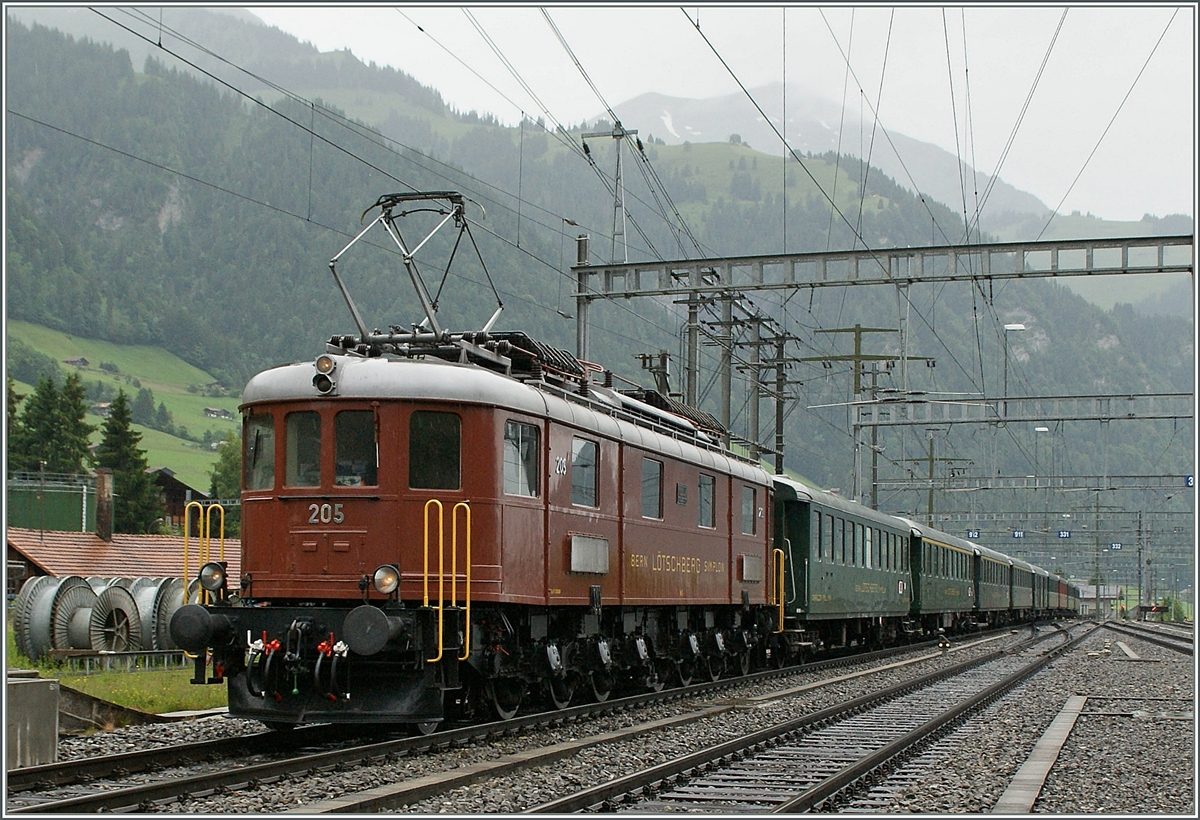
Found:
[504,421,539,497]
[285,411,321,487]
[244,413,275,491]
[410,411,461,490]
[571,437,599,507]
[642,458,663,519]
[741,486,757,535]
[697,474,715,528]
[335,410,378,486]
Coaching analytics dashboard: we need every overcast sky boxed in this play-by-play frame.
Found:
[247,4,1196,223]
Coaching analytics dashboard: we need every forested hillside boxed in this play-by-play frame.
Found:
[5,15,1194,515]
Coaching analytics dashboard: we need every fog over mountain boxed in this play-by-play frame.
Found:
[603,82,1052,234]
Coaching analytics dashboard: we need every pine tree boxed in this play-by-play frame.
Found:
[131,387,155,426]
[11,372,95,475]
[95,390,164,533]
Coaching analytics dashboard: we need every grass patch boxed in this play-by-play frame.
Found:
[59,668,228,714]
[7,620,227,714]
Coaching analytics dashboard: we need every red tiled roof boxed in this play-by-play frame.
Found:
[6,527,241,580]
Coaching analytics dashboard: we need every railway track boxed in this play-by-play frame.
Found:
[6,630,1021,814]
[526,623,1091,813]
[1101,620,1193,655]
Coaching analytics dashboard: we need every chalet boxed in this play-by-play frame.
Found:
[148,467,212,533]
[63,357,89,368]
[203,407,235,420]
[90,402,111,417]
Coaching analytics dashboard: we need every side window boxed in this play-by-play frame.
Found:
[864,527,873,569]
[244,413,275,491]
[824,514,834,561]
[285,411,321,487]
[503,421,539,497]
[853,523,862,566]
[409,411,461,490]
[697,473,715,528]
[812,513,822,562]
[641,458,663,519]
[835,518,845,564]
[741,486,757,535]
[571,437,598,507]
[335,410,378,486]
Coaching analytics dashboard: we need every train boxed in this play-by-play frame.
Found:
[170,192,1078,731]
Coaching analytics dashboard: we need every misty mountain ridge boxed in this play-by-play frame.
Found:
[599,82,1055,233]
[5,6,1191,319]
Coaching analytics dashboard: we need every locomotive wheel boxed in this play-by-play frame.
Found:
[644,662,667,693]
[675,659,695,688]
[548,674,574,710]
[701,655,721,682]
[408,720,440,736]
[737,650,752,677]
[486,678,524,720]
[589,670,614,703]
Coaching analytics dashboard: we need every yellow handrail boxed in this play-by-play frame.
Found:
[183,501,226,608]
[183,501,203,605]
[773,548,785,634]
[423,499,445,663]
[205,504,226,562]
[453,502,471,661]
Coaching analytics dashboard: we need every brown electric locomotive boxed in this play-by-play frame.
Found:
[170,193,779,730]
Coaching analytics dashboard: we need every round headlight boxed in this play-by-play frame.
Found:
[199,561,227,592]
[373,564,400,595]
[315,354,337,374]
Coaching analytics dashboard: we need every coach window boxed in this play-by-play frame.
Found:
[285,411,321,487]
[642,458,663,519]
[812,513,822,562]
[741,486,757,535]
[835,518,845,564]
[503,421,539,497]
[571,437,598,507]
[864,527,873,568]
[335,410,378,486]
[244,413,275,491]
[697,473,715,528]
[409,411,461,490]
[824,514,834,561]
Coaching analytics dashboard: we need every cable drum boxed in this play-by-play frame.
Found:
[87,576,113,592]
[52,579,99,650]
[90,585,143,652]
[132,578,171,649]
[11,575,54,659]
[155,578,200,650]
[23,576,91,661]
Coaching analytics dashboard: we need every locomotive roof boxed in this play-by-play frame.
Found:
[242,354,769,484]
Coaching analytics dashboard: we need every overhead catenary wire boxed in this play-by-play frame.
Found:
[1035,7,1182,240]
[65,11,700,361]
[98,6,690,344]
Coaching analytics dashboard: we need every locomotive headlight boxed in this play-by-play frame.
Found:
[200,561,228,592]
[315,354,337,375]
[373,564,400,595]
